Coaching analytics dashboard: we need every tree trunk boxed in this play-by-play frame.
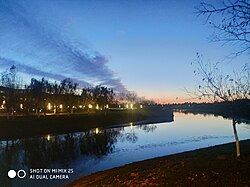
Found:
[232,119,240,158]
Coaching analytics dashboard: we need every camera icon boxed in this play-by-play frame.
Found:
[8,169,26,179]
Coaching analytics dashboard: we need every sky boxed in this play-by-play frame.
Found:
[0,0,249,103]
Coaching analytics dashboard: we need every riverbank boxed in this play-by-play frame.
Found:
[0,108,173,140]
[169,99,250,121]
[67,139,250,187]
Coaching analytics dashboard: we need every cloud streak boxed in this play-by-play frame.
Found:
[0,0,126,92]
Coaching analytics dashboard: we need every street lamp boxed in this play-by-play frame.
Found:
[47,103,52,110]
[95,128,99,134]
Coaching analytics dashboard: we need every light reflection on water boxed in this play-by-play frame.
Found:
[0,112,249,187]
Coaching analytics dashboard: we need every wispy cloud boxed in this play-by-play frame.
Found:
[0,57,91,87]
[0,0,126,92]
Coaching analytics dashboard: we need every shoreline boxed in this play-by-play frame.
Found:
[66,139,250,187]
[0,109,173,140]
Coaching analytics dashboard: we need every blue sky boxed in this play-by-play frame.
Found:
[0,0,248,103]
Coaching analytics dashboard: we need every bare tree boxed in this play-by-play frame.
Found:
[0,65,23,118]
[192,54,250,101]
[126,91,138,103]
[191,53,250,157]
[0,65,22,89]
[196,0,250,56]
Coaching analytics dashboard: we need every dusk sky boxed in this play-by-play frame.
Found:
[0,0,248,103]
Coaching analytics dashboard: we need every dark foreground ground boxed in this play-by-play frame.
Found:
[66,139,250,187]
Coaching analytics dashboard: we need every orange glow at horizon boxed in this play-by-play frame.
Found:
[137,91,210,104]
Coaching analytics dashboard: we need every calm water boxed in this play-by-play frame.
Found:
[1,112,250,187]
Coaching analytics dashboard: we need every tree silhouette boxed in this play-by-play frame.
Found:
[60,78,78,95]
[81,87,93,106]
[92,85,114,108]
[192,54,250,101]
[59,78,78,114]
[0,66,23,117]
[196,0,250,56]
[28,78,50,116]
[0,68,118,117]
[192,54,250,157]
[195,0,250,157]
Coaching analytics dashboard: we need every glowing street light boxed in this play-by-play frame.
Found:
[88,104,93,109]
[95,128,99,134]
[59,104,63,109]
[20,103,23,109]
[96,104,99,110]
[140,104,143,109]
[106,104,109,109]
[130,104,133,109]
[126,104,129,109]
[47,103,52,110]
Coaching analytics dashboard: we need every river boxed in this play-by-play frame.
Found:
[1,112,249,187]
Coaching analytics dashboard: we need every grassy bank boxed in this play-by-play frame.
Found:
[66,139,250,187]
[0,108,173,140]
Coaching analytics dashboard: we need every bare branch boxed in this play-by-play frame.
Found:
[189,54,250,102]
[196,0,250,57]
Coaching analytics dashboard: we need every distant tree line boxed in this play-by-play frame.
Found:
[0,66,149,118]
[168,99,250,120]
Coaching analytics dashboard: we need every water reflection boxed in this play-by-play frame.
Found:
[0,122,160,186]
[1,130,120,169]
[136,124,157,133]
[0,113,249,187]
[175,110,250,157]
[125,125,138,143]
[0,128,126,186]
[79,129,120,158]
[1,124,155,170]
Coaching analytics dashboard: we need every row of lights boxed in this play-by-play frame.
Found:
[125,104,143,109]
[47,103,114,110]
[0,100,143,111]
